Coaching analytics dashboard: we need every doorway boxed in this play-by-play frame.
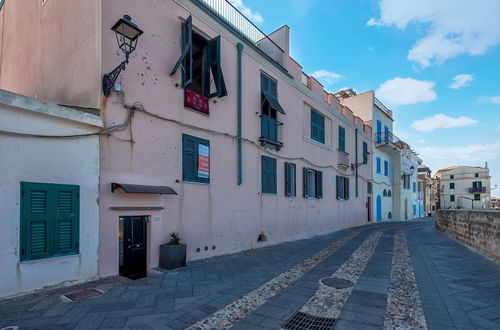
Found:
[376,195,382,221]
[119,216,148,280]
[404,198,408,220]
[367,197,371,222]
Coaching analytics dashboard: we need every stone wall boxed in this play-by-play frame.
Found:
[436,210,500,262]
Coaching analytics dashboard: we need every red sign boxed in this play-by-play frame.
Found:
[184,89,209,114]
[198,144,209,179]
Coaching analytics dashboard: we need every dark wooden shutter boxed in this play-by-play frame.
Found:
[363,142,368,164]
[336,176,340,200]
[207,35,227,98]
[346,178,350,200]
[338,126,345,152]
[170,16,193,87]
[54,185,79,255]
[182,134,197,182]
[285,162,290,196]
[315,171,323,199]
[311,110,318,141]
[21,182,52,261]
[261,156,276,194]
[303,167,308,197]
[261,156,267,193]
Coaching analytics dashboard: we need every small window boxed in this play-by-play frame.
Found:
[450,195,455,202]
[474,193,481,201]
[260,73,285,149]
[388,190,392,197]
[338,126,346,152]
[376,120,382,143]
[383,189,387,197]
[182,134,210,183]
[303,168,322,199]
[450,175,454,179]
[376,157,381,174]
[285,162,296,197]
[450,182,455,189]
[261,156,277,194]
[384,160,389,176]
[413,204,416,216]
[336,176,350,200]
[20,182,80,261]
[475,173,479,177]
[311,109,325,144]
[363,142,369,164]
[413,182,416,192]
[384,125,389,142]
[367,182,372,194]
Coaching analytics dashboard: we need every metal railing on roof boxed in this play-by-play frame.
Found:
[374,97,393,118]
[196,0,284,66]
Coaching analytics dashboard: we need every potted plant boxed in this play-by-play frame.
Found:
[159,232,186,270]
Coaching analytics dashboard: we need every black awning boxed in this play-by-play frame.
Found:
[111,183,177,195]
[262,92,286,115]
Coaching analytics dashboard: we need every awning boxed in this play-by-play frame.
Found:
[111,183,177,195]
[262,92,286,115]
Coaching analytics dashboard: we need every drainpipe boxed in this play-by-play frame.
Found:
[355,128,359,198]
[237,43,244,185]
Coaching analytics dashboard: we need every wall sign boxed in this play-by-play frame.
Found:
[184,89,209,114]
[198,144,209,179]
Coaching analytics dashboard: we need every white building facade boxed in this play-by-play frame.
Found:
[0,90,102,298]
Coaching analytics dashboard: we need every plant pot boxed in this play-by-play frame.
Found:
[159,243,186,270]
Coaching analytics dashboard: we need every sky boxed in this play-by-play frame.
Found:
[230,0,500,194]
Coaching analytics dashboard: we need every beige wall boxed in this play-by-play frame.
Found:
[0,0,101,109]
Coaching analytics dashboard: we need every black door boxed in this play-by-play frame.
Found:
[119,216,147,280]
[367,197,371,222]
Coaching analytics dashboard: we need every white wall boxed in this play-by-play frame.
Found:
[0,90,102,298]
[438,167,491,209]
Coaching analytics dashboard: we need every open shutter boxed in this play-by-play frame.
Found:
[318,114,325,143]
[21,182,53,261]
[270,158,277,194]
[170,16,192,87]
[346,178,350,200]
[261,157,267,193]
[338,126,345,152]
[285,163,290,196]
[315,171,323,199]
[207,36,227,98]
[54,185,79,255]
[182,134,198,181]
[303,167,308,197]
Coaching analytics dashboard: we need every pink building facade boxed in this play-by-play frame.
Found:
[1,0,373,281]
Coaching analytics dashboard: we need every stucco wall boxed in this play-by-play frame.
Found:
[436,210,500,262]
[437,167,490,209]
[0,90,102,298]
[97,0,373,277]
[0,0,101,109]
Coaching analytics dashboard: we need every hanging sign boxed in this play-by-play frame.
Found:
[198,144,209,178]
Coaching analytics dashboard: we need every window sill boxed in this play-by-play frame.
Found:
[19,253,80,265]
[303,136,331,150]
[182,180,210,185]
[260,192,277,195]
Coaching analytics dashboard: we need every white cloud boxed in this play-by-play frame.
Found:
[375,77,437,107]
[417,139,426,144]
[411,114,478,132]
[310,70,343,86]
[368,0,500,67]
[228,0,264,24]
[489,96,500,104]
[497,124,500,130]
[449,74,473,89]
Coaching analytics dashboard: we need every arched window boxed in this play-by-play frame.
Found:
[383,189,387,197]
[388,190,392,197]
[388,212,392,219]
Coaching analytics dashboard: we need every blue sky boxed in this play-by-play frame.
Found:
[231,0,500,193]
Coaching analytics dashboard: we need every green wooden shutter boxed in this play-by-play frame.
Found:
[311,110,318,141]
[346,178,350,200]
[303,167,308,197]
[285,162,290,196]
[338,126,345,152]
[315,170,323,199]
[270,158,277,194]
[170,16,193,87]
[54,185,79,255]
[182,134,197,182]
[336,176,340,200]
[363,141,368,164]
[21,182,53,261]
[207,35,227,98]
[262,156,276,194]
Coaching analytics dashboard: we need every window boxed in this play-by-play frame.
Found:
[384,125,389,142]
[336,176,350,200]
[413,182,416,193]
[376,157,381,174]
[338,125,346,152]
[450,182,455,189]
[260,73,285,148]
[450,175,454,179]
[376,120,382,143]
[261,156,277,194]
[285,162,296,197]
[383,189,387,197]
[384,160,389,176]
[170,16,227,98]
[367,182,372,194]
[450,195,455,202]
[388,190,392,197]
[473,181,483,188]
[20,182,79,261]
[363,142,368,164]
[474,193,481,201]
[303,168,322,198]
[311,109,325,144]
[403,174,410,189]
[475,173,479,177]
[182,134,210,183]
[413,204,416,216]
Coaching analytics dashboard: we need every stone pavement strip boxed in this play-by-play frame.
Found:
[0,218,499,330]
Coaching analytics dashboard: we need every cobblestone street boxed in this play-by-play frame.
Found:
[1,218,499,330]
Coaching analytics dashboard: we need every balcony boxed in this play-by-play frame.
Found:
[374,97,393,118]
[469,187,486,193]
[259,115,283,150]
[374,131,402,153]
[338,150,350,169]
[195,0,284,67]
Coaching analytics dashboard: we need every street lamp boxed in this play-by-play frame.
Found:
[102,15,143,97]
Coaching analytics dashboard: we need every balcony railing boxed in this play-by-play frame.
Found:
[469,187,486,193]
[196,0,285,66]
[374,131,401,147]
[374,97,393,118]
[338,150,350,169]
[260,115,283,149]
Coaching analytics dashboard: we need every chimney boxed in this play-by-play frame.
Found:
[485,161,488,169]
